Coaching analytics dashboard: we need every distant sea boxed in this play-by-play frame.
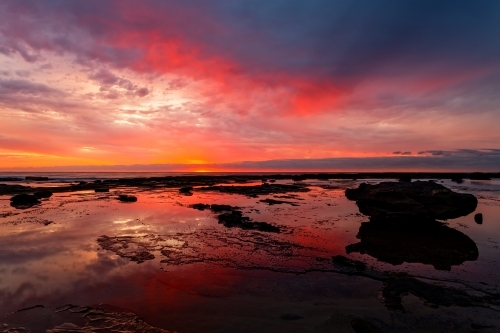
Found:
[0,171,314,182]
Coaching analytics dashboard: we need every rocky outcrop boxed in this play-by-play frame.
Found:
[345,181,477,222]
[10,194,41,209]
[117,194,137,202]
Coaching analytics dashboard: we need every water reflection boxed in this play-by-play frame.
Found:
[0,179,500,332]
[346,221,479,270]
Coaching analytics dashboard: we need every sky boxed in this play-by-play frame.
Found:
[0,0,499,171]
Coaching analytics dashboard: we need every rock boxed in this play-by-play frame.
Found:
[117,194,137,202]
[398,176,412,182]
[345,221,478,270]
[470,173,491,180]
[10,194,41,209]
[217,211,280,233]
[179,186,193,194]
[345,181,477,222]
[198,183,309,197]
[382,277,489,312]
[25,176,49,181]
[210,204,237,212]
[259,198,299,206]
[281,314,303,321]
[33,190,53,199]
[474,213,483,224]
[332,255,366,272]
[191,203,210,210]
[95,188,110,192]
[471,323,495,330]
[451,177,464,183]
[0,177,23,181]
[350,318,382,333]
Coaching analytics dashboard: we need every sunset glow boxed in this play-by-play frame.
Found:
[1,1,499,171]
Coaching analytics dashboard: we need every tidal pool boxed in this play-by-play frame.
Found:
[0,178,499,332]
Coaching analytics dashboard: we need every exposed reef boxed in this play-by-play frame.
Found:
[345,181,478,222]
[197,183,310,197]
[10,193,41,209]
[117,194,138,202]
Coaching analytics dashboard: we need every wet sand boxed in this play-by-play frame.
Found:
[1,176,499,332]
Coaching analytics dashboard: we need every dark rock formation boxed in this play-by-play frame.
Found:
[474,213,483,224]
[345,181,477,222]
[10,194,41,209]
[0,177,23,181]
[33,190,53,199]
[179,186,193,195]
[95,188,110,192]
[451,177,464,183]
[189,203,238,212]
[198,183,309,197]
[217,211,280,233]
[259,198,299,206]
[25,176,49,181]
[117,194,137,202]
[470,173,491,180]
[191,203,211,210]
[346,221,478,270]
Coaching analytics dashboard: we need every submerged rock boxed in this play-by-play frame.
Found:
[33,190,53,198]
[10,193,41,209]
[217,211,280,233]
[259,198,299,206]
[117,194,137,202]
[25,176,49,181]
[346,221,478,270]
[179,186,193,195]
[345,181,477,222]
[475,213,483,224]
[198,183,309,197]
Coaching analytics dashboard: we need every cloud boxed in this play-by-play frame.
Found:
[0,79,62,96]
[0,1,499,168]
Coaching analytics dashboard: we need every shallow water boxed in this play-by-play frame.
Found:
[1,178,499,332]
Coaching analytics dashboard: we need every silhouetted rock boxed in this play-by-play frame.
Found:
[198,183,309,197]
[33,190,53,199]
[95,188,109,192]
[179,186,193,194]
[259,198,299,206]
[10,194,41,209]
[25,176,49,181]
[345,181,477,222]
[474,213,483,224]
[217,211,280,232]
[210,204,237,212]
[117,194,137,202]
[350,318,382,333]
[451,177,464,183]
[398,176,412,182]
[0,177,23,181]
[346,221,478,270]
[470,173,491,180]
[191,203,210,210]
